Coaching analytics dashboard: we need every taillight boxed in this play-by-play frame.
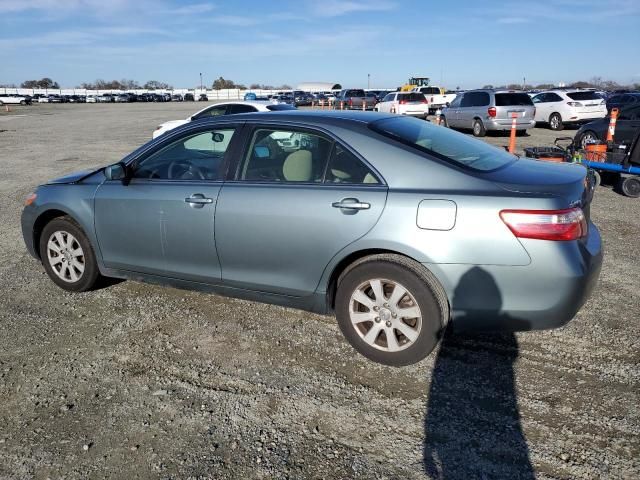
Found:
[422,98,428,104]
[499,208,587,241]
[348,98,353,106]
[399,100,407,104]
[488,107,497,117]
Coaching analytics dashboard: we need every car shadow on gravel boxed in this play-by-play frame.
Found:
[423,267,535,479]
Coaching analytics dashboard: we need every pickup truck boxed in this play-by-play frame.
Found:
[334,89,377,110]
[411,86,458,113]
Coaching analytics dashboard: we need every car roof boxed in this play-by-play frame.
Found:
[189,110,396,128]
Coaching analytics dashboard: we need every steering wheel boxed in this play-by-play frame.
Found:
[168,160,206,180]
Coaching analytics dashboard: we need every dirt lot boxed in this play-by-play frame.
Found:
[0,103,638,479]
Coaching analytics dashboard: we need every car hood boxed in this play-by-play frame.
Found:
[487,158,588,201]
[45,168,102,185]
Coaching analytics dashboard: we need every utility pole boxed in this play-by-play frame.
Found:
[522,76,526,90]
[200,73,203,91]
[367,73,370,89]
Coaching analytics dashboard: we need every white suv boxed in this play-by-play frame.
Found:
[531,90,606,131]
[374,92,430,119]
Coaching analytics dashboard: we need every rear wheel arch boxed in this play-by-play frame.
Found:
[326,249,450,312]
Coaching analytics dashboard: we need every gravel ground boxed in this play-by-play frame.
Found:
[0,103,638,479]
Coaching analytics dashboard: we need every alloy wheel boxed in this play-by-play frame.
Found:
[46,231,85,283]
[349,278,422,352]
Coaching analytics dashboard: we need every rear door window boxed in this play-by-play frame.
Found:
[192,105,229,120]
[325,144,380,184]
[228,104,258,114]
[495,93,534,106]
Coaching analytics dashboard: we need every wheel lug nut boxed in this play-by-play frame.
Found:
[374,317,380,323]
[392,313,397,318]
[383,303,389,308]
[373,306,380,312]
[386,321,392,328]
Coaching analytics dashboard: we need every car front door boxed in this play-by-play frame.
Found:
[215,125,388,296]
[94,124,241,282]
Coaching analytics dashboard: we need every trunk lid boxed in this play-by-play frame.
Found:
[488,158,593,210]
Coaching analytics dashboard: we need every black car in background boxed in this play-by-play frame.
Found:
[575,104,640,148]
[198,94,208,101]
[606,92,640,112]
[183,93,195,101]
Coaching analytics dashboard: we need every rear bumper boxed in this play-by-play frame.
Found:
[486,119,536,131]
[563,115,606,125]
[427,222,603,332]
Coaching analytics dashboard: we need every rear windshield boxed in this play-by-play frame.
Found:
[567,91,601,101]
[370,116,516,172]
[495,93,533,106]
[346,89,365,97]
[400,93,425,102]
[266,104,297,111]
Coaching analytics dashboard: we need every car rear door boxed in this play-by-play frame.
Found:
[614,105,640,144]
[215,124,387,296]
[94,124,241,282]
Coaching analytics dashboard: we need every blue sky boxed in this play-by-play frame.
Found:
[1,0,639,89]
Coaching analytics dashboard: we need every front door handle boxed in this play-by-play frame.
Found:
[185,193,214,208]
[332,198,371,210]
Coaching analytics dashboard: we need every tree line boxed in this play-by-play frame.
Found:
[483,77,640,91]
[4,76,638,92]
[1,76,293,91]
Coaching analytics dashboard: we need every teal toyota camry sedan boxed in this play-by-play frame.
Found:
[21,111,602,366]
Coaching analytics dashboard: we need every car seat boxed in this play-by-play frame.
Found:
[282,150,312,181]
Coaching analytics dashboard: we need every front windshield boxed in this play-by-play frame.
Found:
[370,116,516,172]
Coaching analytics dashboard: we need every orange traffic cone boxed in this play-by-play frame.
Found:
[606,108,619,142]
[340,101,344,110]
[508,112,518,154]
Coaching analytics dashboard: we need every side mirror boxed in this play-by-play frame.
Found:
[104,163,126,181]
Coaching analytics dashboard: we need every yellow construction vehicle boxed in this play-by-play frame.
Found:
[400,76,431,92]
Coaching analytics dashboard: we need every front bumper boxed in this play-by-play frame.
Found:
[21,205,39,259]
[428,222,603,332]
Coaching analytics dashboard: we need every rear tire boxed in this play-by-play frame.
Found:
[472,119,486,137]
[39,217,101,292]
[335,254,449,367]
[549,113,564,131]
[618,177,640,198]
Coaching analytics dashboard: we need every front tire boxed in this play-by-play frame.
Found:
[39,217,101,292]
[472,119,486,137]
[579,130,599,148]
[335,254,449,366]
[549,113,564,131]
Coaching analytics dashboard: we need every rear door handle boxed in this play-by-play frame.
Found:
[332,198,370,210]
[185,193,214,208]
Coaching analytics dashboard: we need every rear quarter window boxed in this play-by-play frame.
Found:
[495,93,534,106]
[346,90,365,97]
